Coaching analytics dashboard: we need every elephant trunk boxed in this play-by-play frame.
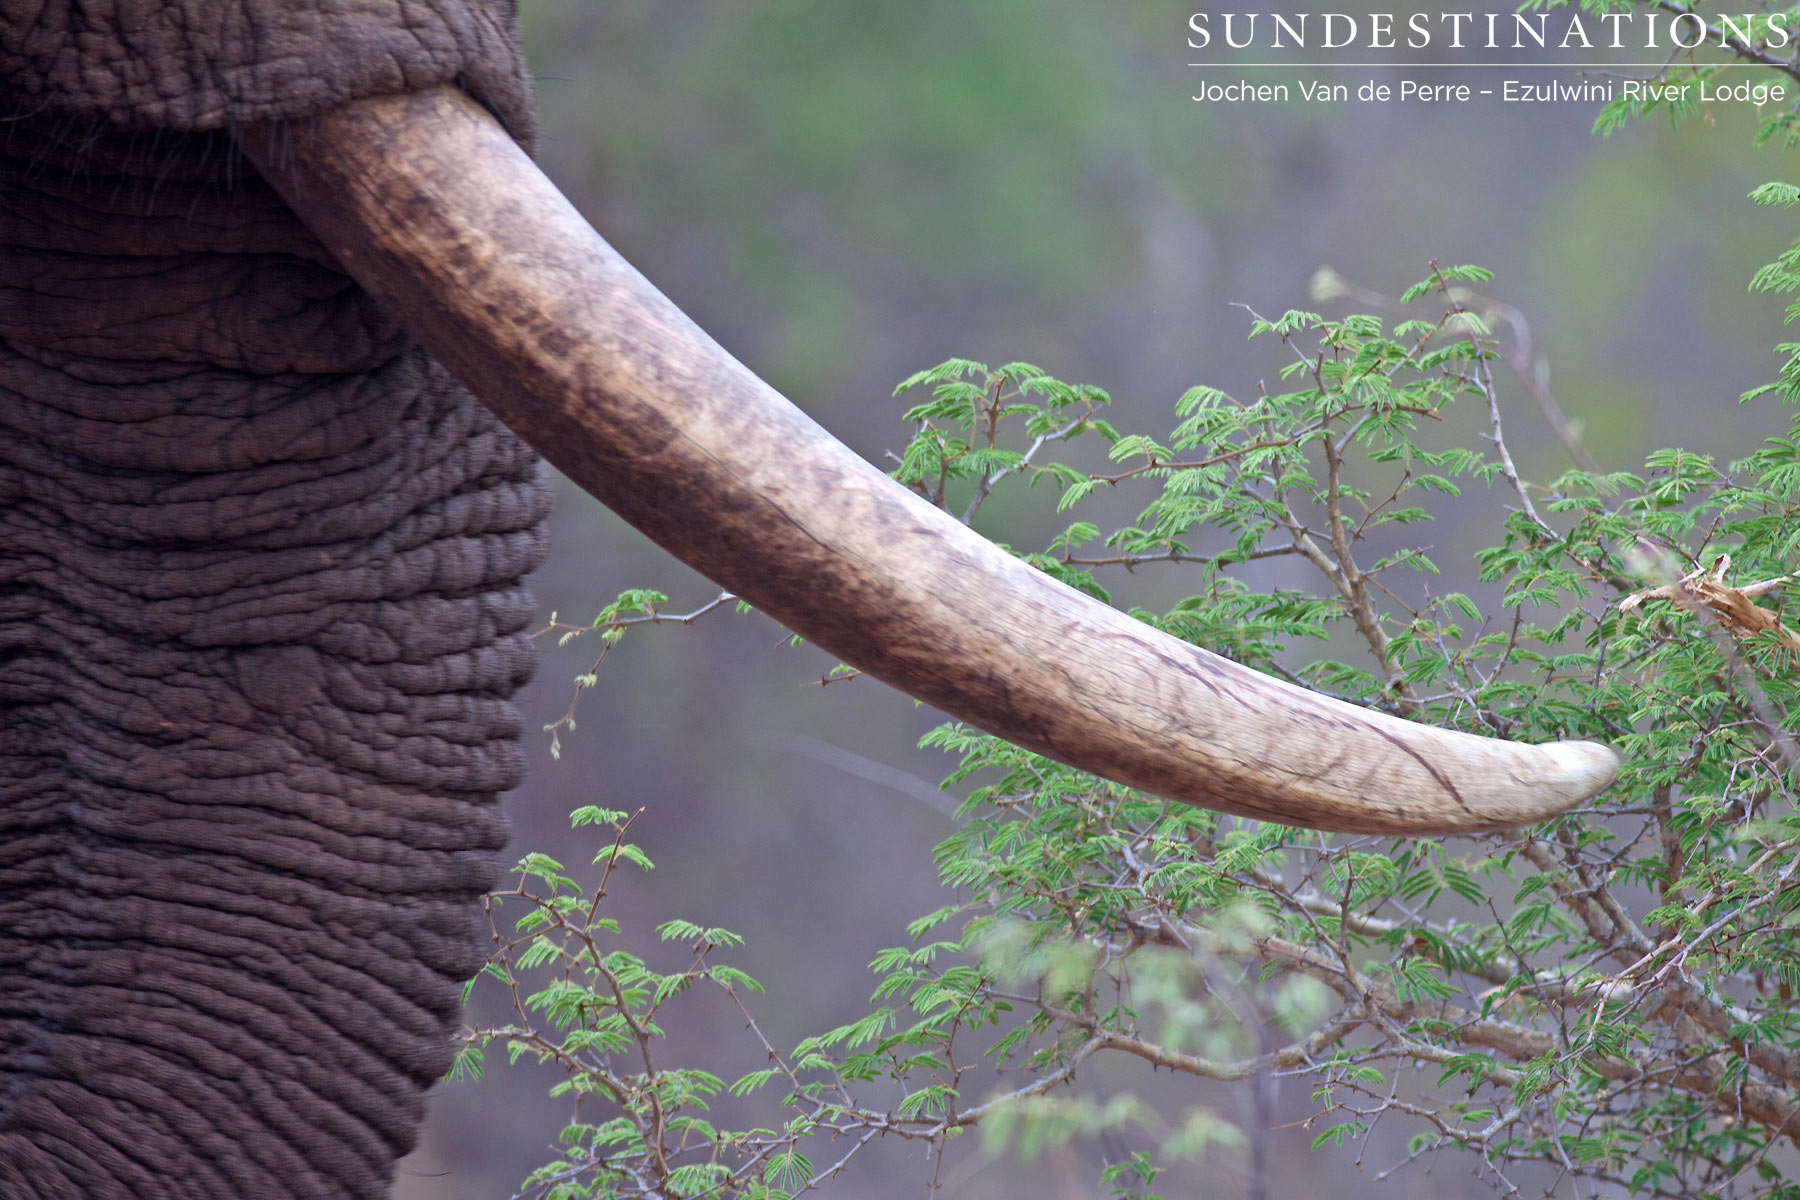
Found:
[245,87,1616,835]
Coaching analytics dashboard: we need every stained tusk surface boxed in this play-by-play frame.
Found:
[242,87,1617,834]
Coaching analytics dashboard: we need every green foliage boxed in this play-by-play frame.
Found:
[460,810,813,1200]
[470,247,1800,1192]
[464,17,1800,1193]
[1580,3,1800,146]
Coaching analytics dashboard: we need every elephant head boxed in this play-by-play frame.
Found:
[0,4,1615,1197]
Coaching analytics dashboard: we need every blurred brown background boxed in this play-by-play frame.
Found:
[396,3,1792,1196]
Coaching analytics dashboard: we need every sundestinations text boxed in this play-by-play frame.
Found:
[1188,10,1791,51]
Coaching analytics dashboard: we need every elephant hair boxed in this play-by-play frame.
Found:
[0,3,552,1196]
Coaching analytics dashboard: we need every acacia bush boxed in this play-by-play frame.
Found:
[454,25,1800,1200]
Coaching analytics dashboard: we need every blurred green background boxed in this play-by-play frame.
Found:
[395,3,1795,1196]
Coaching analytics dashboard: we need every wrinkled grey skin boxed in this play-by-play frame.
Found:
[0,4,555,1196]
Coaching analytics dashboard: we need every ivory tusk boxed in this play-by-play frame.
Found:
[242,87,1617,834]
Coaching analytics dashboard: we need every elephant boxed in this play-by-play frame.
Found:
[0,3,1618,1197]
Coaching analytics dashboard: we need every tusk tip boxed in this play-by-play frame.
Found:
[1535,738,1620,803]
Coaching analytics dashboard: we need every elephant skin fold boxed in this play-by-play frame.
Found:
[0,72,548,1200]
